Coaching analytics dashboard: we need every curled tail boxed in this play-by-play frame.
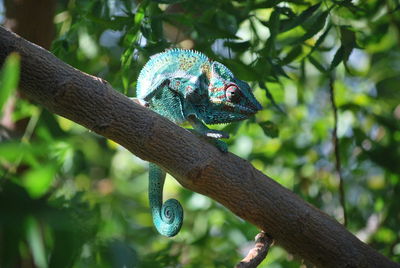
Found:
[148,163,183,237]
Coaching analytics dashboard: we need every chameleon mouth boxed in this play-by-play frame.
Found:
[239,106,261,116]
[202,102,261,124]
[226,101,263,115]
[210,98,263,115]
[246,100,263,114]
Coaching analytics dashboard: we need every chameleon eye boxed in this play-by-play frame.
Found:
[225,84,240,103]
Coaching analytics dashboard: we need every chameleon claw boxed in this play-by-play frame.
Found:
[205,130,230,139]
[130,97,149,107]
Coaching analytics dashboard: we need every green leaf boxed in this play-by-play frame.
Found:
[274,7,296,18]
[291,10,329,45]
[376,76,400,100]
[280,3,321,33]
[252,0,285,9]
[121,46,135,70]
[259,121,279,138]
[26,217,48,268]
[258,82,285,114]
[340,26,357,47]
[330,45,345,70]
[0,53,20,111]
[121,0,147,70]
[262,9,280,55]
[152,0,186,3]
[309,55,327,73]
[23,164,56,198]
[196,23,239,40]
[268,57,290,79]
[85,15,130,31]
[268,10,281,37]
[224,41,251,53]
[140,4,164,44]
[282,45,303,64]
[224,60,260,81]
[309,23,332,55]
[216,12,238,35]
[339,26,357,64]
[332,0,364,13]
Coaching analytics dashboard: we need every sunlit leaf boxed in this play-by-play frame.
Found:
[280,3,321,33]
[23,164,56,198]
[271,59,290,78]
[0,53,20,111]
[258,82,285,114]
[224,60,260,81]
[263,9,280,54]
[339,26,357,67]
[291,11,329,44]
[152,0,186,3]
[26,217,48,268]
[252,0,285,9]
[330,45,345,70]
[224,41,251,53]
[282,45,303,64]
[309,23,332,55]
[340,26,357,47]
[309,55,327,73]
[332,0,365,13]
[376,76,400,100]
[216,12,238,35]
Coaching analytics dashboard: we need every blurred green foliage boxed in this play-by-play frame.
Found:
[0,53,19,111]
[1,0,400,267]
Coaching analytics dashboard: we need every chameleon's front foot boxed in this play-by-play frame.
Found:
[187,129,229,152]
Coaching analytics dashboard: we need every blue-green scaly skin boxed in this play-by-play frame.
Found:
[148,163,183,237]
[136,49,262,237]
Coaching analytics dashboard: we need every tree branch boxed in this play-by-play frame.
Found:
[0,26,398,268]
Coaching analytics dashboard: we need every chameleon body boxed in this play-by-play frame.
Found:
[136,49,262,237]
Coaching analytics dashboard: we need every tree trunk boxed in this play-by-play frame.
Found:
[2,0,56,135]
[4,0,55,49]
[0,26,398,268]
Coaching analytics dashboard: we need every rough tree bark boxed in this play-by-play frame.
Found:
[0,26,398,268]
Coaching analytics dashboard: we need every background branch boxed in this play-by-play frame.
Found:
[329,75,347,227]
[235,231,273,268]
[0,26,398,268]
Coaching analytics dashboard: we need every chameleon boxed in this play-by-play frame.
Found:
[135,49,262,237]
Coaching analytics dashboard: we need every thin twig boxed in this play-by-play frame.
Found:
[329,75,347,227]
[235,231,273,268]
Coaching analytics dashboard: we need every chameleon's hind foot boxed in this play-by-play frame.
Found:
[211,139,228,152]
[187,115,229,139]
[187,129,228,152]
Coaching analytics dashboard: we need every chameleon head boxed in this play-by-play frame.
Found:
[201,61,262,124]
